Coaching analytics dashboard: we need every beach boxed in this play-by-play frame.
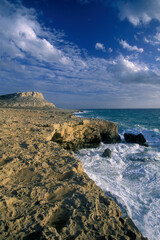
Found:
[0,107,147,239]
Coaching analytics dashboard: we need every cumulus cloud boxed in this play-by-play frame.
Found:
[155,57,160,61]
[144,32,160,45]
[0,0,71,64]
[121,57,148,72]
[120,40,144,53]
[107,55,150,82]
[78,0,160,26]
[0,0,160,108]
[95,42,106,52]
[155,32,160,42]
[115,0,160,26]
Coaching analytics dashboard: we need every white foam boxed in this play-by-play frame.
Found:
[154,128,160,133]
[74,110,91,116]
[76,142,160,240]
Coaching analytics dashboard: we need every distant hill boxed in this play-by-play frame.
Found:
[0,92,55,108]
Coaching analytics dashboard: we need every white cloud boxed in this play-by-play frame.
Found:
[95,42,106,52]
[109,55,149,76]
[78,0,160,26]
[157,48,160,51]
[116,0,160,26]
[155,32,160,41]
[155,57,160,61]
[144,37,150,44]
[121,57,148,72]
[0,0,71,64]
[120,40,144,53]
[0,0,160,108]
[108,48,113,53]
[143,32,160,45]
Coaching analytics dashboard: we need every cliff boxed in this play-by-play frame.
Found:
[0,106,147,240]
[51,118,121,151]
[0,92,55,108]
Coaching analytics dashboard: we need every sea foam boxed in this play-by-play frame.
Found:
[76,142,160,240]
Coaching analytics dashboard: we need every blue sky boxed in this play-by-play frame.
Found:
[0,0,160,108]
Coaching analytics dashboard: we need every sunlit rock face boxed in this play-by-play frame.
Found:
[0,92,55,107]
[51,118,121,151]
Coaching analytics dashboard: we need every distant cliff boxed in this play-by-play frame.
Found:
[0,92,55,108]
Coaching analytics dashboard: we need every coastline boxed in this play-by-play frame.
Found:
[0,107,147,239]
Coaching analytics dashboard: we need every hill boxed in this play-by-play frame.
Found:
[0,92,55,108]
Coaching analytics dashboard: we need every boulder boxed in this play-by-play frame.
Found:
[102,148,112,158]
[51,119,121,151]
[124,133,149,147]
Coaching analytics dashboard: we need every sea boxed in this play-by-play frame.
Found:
[74,109,160,240]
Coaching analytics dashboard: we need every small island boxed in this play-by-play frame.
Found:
[0,92,147,239]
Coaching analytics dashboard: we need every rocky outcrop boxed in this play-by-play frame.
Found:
[51,118,121,151]
[124,133,149,147]
[0,92,55,108]
[102,148,112,158]
[0,107,147,240]
[18,92,44,99]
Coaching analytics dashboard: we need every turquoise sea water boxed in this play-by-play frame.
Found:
[75,109,160,240]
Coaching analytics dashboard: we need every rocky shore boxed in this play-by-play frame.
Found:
[0,93,147,239]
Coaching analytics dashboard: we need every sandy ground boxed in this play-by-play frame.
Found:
[0,107,147,240]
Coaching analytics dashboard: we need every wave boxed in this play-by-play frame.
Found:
[75,109,160,239]
[76,141,160,240]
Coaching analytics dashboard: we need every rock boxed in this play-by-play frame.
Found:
[18,92,44,99]
[124,133,149,147]
[0,92,55,108]
[51,119,121,151]
[102,148,112,158]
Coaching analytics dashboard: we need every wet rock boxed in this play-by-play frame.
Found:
[102,148,112,158]
[124,133,149,147]
[101,133,121,144]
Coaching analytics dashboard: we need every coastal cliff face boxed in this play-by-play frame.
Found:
[0,107,147,240]
[51,118,121,151]
[0,92,55,107]
[17,92,44,99]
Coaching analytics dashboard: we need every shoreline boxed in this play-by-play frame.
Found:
[0,107,147,239]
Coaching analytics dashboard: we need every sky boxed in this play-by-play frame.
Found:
[0,0,160,108]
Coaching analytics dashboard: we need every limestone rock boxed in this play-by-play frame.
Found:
[18,92,44,99]
[0,91,55,108]
[124,133,149,147]
[51,119,121,151]
[102,148,112,158]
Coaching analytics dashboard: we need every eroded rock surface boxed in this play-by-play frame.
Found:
[51,119,121,151]
[0,107,147,240]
